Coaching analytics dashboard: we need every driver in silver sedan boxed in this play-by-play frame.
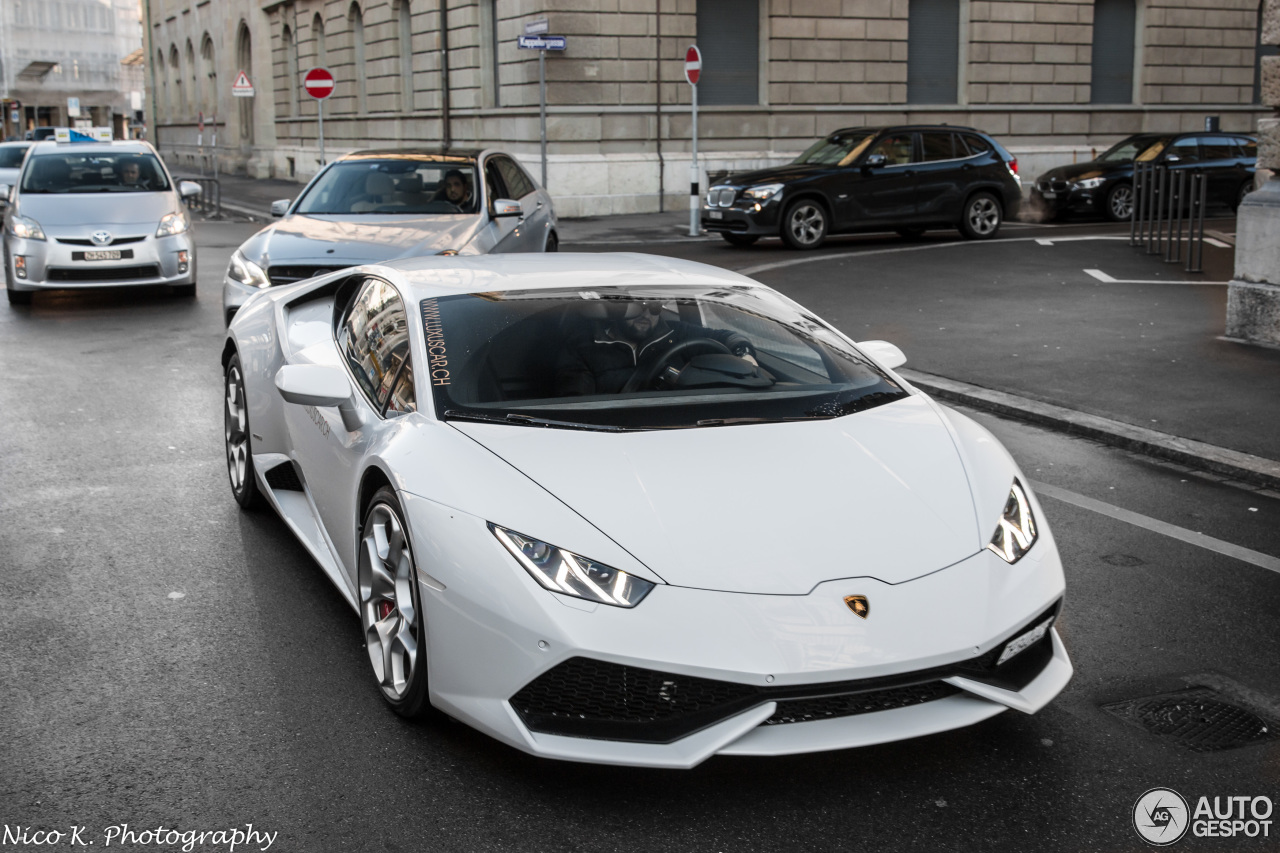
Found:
[555,300,758,396]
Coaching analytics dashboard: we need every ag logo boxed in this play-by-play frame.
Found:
[844,595,869,619]
[1134,787,1190,846]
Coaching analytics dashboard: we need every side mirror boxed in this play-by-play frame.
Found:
[862,154,888,169]
[857,340,907,370]
[270,199,292,217]
[275,364,363,431]
[1163,154,1181,164]
[492,198,522,218]
[179,180,202,199]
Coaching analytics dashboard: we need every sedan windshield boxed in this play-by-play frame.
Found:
[20,152,171,193]
[423,285,907,430]
[792,131,877,166]
[1098,135,1171,163]
[0,146,30,169]
[295,159,479,215]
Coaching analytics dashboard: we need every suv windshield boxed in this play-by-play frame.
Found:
[20,151,171,193]
[792,130,877,166]
[1098,135,1171,163]
[296,159,479,215]
[423,285,907,430]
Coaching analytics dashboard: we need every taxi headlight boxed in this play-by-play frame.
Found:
[156,211,189,237]
[9,214,46,241]
[227,249,270,288]
[490,524,655,608]
[986,479,1038,564]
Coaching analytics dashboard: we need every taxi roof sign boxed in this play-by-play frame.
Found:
[54,127,113,143]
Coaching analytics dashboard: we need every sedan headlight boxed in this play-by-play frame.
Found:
[490,524,655,608]
[156,211,189,237]
[1074,177,1105,189]
[986,479,1038,564]
[742,183,784,201]
[227,249,270,289]
[9,214,46,241]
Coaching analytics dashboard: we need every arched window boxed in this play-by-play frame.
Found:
[156,50,169,120]
[313,12,327,67]
[170,45,184,116]
[283,25,299,116]
[186,40,199,118]
[236,21,254,144]
[201,34,217,117]
[397,0,413,112]
[349,3,367,113]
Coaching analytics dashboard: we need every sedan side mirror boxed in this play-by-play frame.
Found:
[270,199,292,217]
[857,340,907,370]
[862,154,888,169]
[492,199,522,218]
[1163,154,1181,164]
[179,180,203,199]
[275,364,363,431]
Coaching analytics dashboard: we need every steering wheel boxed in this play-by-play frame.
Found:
[625,338,732,393]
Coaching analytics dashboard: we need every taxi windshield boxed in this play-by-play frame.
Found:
[20,152,171,193]
[296,160,480,215]
[423,285,907,431]
[793,131,877,166]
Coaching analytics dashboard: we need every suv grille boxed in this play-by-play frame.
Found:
[707,186,738,207]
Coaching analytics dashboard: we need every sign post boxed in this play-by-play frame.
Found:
[685,45,701,237]
[304,67,336,166]
[197,110,205,176]
[519,23,565,189]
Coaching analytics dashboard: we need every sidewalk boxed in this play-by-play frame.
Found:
[206,173,1280,489]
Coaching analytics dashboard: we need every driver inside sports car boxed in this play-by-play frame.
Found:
[554,299,759,396]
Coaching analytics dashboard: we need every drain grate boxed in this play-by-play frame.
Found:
[1103,687,1280,752]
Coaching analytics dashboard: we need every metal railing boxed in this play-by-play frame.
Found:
[1130,162,1207,273]
[176,176,222,219]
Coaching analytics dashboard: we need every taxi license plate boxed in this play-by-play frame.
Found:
[708,210,724,220]
[83,250,123,261]
[1040,192,1057,200]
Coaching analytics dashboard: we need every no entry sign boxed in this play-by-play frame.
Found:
[304,67,335,100]
[685,46,701,86]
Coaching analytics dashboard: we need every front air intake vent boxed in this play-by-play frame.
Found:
[264,462,304,491]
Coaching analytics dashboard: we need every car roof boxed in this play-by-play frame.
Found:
[28,140,156,156]
[358,252,765,300]
[827,125,983,136]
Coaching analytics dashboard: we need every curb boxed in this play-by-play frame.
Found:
[900,368,1280,492]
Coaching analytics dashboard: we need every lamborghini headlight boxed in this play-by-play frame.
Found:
[986,479,1038,564]
[490,524,655,608]
[9,214,46,241]
[742,183,784,201]
[156,210,189,237]
[1074,177,1105,189]
[227,249,270,288]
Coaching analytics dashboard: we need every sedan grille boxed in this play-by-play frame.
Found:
[55,236,146,246]
[267,265,337,286]
[1037,179,1069,193]
[47,264,160,282]
[707,186,738,207]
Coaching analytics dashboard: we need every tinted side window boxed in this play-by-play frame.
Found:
[495,156,535,198]
[1167,138,1200,162]
[920,132,954,161]
[1199,137,1234,160]
[868,133,915,165]
[1234,137,1258,159]
[961,134,992,156]
[338,278,411,412]
[386,362,417,414]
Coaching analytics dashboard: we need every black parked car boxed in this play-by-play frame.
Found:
[702,125,1022,250]
[1031,132,1257,222]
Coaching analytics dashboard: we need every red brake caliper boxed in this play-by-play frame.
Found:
[376,600,395,620]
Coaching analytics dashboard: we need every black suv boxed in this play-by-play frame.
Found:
[702,125,1022,250]
[1031,132,1257,222]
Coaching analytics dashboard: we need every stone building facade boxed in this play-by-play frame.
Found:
[145,0,1272,216]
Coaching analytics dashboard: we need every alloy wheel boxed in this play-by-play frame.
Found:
[967,196,1001,236]
[1109,185,1134,220]
[224,365,249,496]
[359,503,420,701]
[786,203,826,248]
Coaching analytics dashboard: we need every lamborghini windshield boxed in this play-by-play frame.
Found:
[422,285,906,430]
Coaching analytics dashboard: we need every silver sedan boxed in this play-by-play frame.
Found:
[221,148,558,325]
[2,140,200,305]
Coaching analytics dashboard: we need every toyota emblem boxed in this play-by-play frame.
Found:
[91,231,113,246]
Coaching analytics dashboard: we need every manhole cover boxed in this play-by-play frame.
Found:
[1103,687,1280,752]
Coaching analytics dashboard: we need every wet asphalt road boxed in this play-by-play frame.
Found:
[1,220,1279,853]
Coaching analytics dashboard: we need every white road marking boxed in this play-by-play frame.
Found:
[1029,480,1280,575]
[1036,236,1132,246]
[1205,237,1231,248]
[1084,268,1116,282]
[1083,267,1228,286]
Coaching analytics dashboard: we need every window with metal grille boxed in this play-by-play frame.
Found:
[695,0,759,105]
[908,0,959,104]
[1090,0,1136,104]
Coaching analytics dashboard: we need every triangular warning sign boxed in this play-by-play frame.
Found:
[232,71,252,89]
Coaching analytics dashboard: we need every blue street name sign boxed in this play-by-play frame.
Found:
[518,35,566,50]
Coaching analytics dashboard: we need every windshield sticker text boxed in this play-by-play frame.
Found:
[421,299,450,386]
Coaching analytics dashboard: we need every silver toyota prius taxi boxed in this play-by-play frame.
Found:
[2,139,200,305]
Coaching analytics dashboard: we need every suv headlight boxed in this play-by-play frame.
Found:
[986,479,1038,564]
[1074,177,1105,189]
[490,524,655,608]
[156,211,189,237]
[227,249,270,288]
[743,183,784,201]
[9,214,46,241]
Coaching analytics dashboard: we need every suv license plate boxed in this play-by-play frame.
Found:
[708,210,723,220]
[1040,191,1057,200]
[83,250,122,261]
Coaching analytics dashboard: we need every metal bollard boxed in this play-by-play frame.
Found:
[1186,171,1207,273]
[1130,163,1141,246]
[1166,168,1185,264]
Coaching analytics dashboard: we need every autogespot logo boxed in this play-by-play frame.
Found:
[1134,788,1190,846]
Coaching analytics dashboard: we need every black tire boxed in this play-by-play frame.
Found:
[721,233,759,247]
[896,227,926,240]
[544,231,559,252]
[780,198,828,250]
[1104,183,1134,222]
[172,282,196,297]
[1234,180,1254,211]
[359,486,432,718]
[958,191,1003,239]
[6,288,32,305]
[224,353,264,510]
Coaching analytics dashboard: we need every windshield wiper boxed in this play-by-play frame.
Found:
[443,410,635,432]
